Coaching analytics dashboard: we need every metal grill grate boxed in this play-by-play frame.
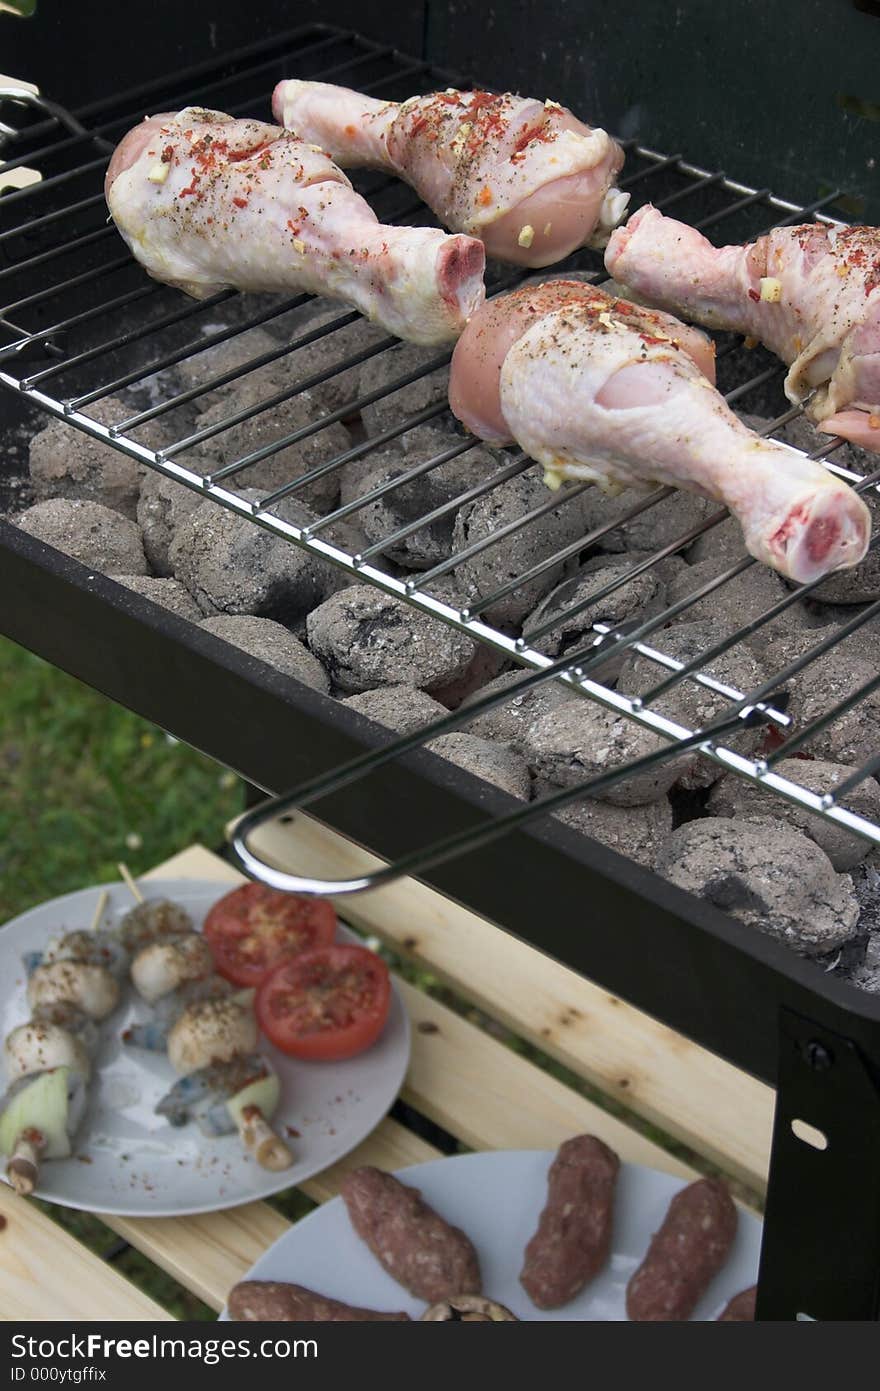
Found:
[3,23,880,890]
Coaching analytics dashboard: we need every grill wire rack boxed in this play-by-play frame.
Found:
[3,23,880,894]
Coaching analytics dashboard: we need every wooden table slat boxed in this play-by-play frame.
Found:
[0,1185,171,1321]
[238,815,775,1192]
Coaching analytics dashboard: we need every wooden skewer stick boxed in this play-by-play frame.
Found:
[117,863,144,904]
[237,1105,294,1172]
[89,889,109,934]
[7,1130,44,1197]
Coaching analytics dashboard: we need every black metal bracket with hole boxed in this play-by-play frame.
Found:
[757,1008,880,1320]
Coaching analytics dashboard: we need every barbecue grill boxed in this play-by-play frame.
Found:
[2,12,880,1321]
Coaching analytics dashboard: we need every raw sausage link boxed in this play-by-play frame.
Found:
[717,1285,757,1322]
[520,1135,620,1308]
[227,1280,410,1321]
[626,1178,738,1321]
[341,1166,481,1303]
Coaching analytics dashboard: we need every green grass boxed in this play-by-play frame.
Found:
[1,632,246,1317]
[0,636,245,922]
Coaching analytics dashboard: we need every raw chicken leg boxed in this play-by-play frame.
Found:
[272,81,628,267]
[449,281,870,583]
[606,204,880,451]
[106,107,485,346]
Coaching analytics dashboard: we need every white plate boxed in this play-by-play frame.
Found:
[221,1150,762,1321]
[0,878,410,1216]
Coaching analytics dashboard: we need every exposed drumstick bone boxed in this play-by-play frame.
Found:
[237,1105,294,1172]
[89,889,109,934]
[117,863,144,904]
[7,1129,44,1196]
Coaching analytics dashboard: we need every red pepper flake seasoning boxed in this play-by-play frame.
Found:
[225,142,269,162]
[344,123,356,136]
[477,184,493,207]
[161,145,174,163]
[869,415,880,430]
[747,288,761,302]
[233,196,249,209]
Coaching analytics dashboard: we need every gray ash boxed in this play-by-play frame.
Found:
[109,574,202,622]
[199,615,330,691]
[169,490,329,622]
[306,585,476,696]
[358,341,450,439]
[15,498,148,575]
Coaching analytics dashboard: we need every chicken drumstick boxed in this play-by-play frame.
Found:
[449,281,870,583]
[106,107,485,346]
[606,204,880,452]
[272,81,628,267]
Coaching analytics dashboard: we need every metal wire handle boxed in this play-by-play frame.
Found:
[229,684,788,896]
[0,86,113,151]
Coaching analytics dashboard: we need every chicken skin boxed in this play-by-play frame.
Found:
[606,204,880,452]
[106,107,485,346]
[449,281,870,583]
[271,81,628,267]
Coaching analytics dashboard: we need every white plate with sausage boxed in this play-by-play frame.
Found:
[221,1149,763,1322]
[0,878,410,1216]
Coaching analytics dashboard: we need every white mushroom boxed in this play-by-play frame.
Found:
[45,929,129,979]
[421,1295,518,1321]
[27,961,120,1021]
[4,1022,91,1083]
[167,994,258,1076]
[130,934,213,1004]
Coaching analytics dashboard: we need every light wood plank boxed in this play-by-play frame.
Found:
[0,167,41,195]
[114,844,700,1314]
[143,845,240,886]
[0,1186,170,1321]
[104,1120,438,1312]
[0,73,40,94]
[396,981,693,1179]
[239,814,774,1192]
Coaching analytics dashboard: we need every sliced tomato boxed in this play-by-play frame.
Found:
[203,883,337,988]
[256,944,391,1061]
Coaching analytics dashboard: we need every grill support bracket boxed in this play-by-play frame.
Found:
[757,1009,880,1320]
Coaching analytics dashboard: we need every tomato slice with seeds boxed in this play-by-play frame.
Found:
[203,883,337,989]
[256,944,391,1061]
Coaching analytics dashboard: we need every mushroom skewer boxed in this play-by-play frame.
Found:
[421,1295,518,1321]
[120,898,294,1173]
[0,906,123,1196]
